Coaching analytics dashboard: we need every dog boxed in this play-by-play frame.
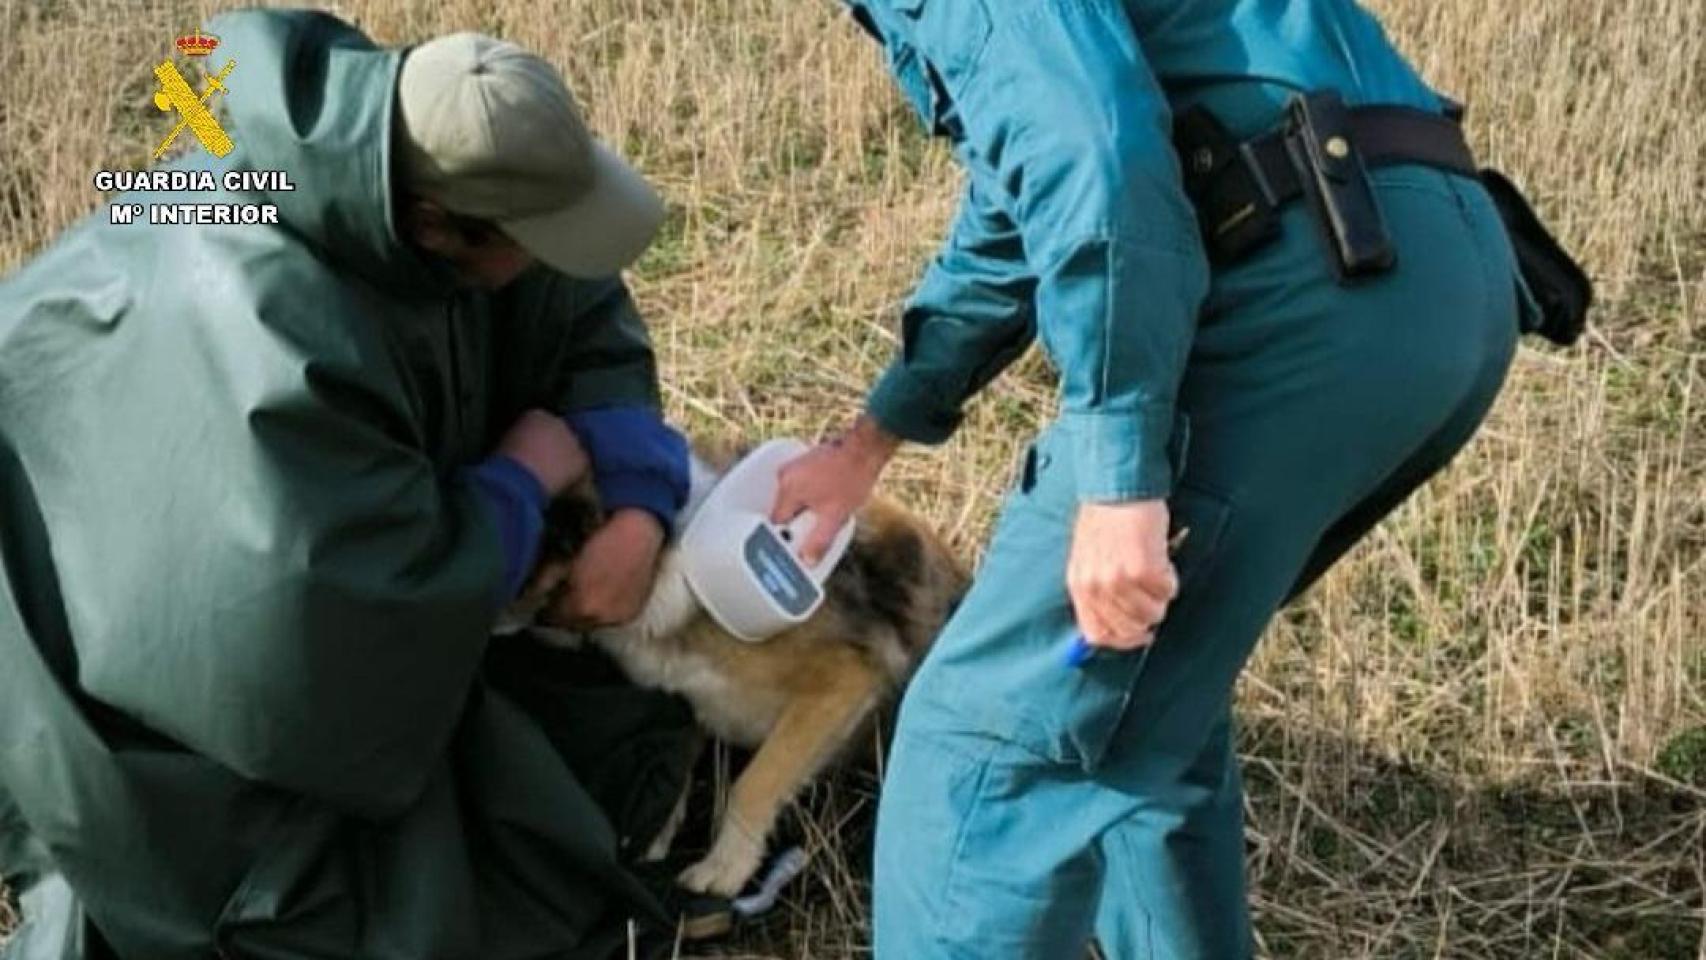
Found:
[501,440,967,897]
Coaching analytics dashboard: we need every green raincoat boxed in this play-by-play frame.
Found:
[0,10,696,958]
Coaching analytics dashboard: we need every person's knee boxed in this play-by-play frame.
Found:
[876,733,1112,958]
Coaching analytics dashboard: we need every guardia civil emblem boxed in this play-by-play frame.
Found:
[152,29,237,160]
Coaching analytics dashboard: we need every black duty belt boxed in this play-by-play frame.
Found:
[1194,104,1476,199]
[1174,92,1479,278]
[1174,90,1592,346]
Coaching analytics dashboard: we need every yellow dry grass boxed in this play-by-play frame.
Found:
[2,0,1704,957]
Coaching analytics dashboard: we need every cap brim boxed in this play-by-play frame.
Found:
[499,142,665,279]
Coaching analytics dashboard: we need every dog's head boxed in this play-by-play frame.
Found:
[499,444,733,641]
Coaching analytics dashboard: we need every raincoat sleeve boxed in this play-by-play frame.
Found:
[497,269,690,528]
[867,0,1210,501]
[172,307,512,818]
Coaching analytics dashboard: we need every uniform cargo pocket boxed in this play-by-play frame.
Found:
[938,417,1225,772]
[1046,480,1235,772]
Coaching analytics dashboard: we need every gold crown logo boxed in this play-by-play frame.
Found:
[175,29,219,57]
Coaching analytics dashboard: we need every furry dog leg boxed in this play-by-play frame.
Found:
[676,659,886,895]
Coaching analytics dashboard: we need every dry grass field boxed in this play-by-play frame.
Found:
[2,0,1704,956]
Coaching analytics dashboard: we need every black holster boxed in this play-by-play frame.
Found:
[1174,107,1284,265]
[1285,91,1397,281]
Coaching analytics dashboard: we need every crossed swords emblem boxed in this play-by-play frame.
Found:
[152,57,236,160]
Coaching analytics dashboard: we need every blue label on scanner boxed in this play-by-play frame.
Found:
[744,526,819,617]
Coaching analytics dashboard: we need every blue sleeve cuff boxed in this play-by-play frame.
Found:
[562,406,691,533]
[461,454,548,603]
[1058,406,1181,503]
[595,471,686,530]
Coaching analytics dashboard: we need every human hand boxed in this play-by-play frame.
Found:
[1067,499,1179,652]
[771,414,900,565]
[550,509,667,629]
[497,409,588,497]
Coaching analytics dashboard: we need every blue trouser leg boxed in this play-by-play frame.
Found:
[1092,715,1247,960]
[872,161,1520,959]
[873,726,1107,960]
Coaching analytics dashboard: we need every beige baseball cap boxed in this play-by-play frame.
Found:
[395,32,664,278]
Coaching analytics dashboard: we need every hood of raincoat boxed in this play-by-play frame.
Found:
[213,8,445,293]
[0,8,507,818]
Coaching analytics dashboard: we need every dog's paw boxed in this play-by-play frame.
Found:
[676,832,764,896]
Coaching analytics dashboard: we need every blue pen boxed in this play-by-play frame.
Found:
[1063,634,1097,667]
[1065,526,1190,668]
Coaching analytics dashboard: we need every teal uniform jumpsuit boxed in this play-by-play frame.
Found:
[852,1,1533,956]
